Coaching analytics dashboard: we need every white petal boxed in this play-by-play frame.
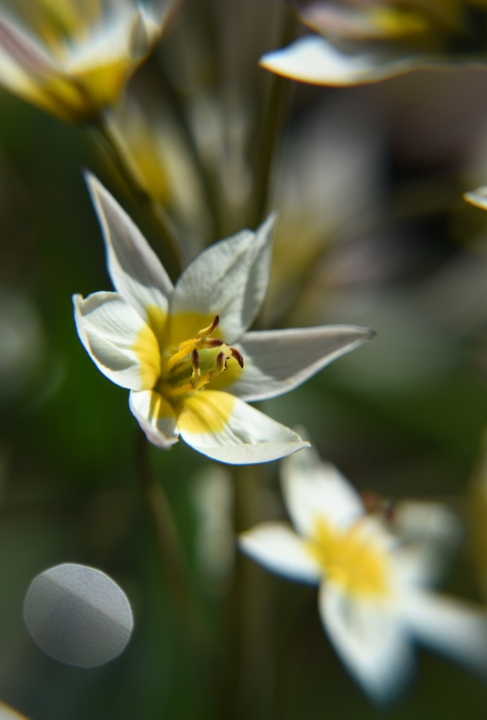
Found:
[0,14,56,76]
[401,590,487,674]
[129,389,179,449]
[228,325,375,401]
[260,35,427,86]
[281,447,364,538]
[177,390,309,464]
[319,583,413,702]
[73,292,160,390]
[239,522,322,583]
[86,173,172,330]
[170,213,275,344]
[464,186,487,212]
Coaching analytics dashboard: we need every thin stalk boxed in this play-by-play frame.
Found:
[91,118,182,280]
[218,464,275,720]
[135,428,189,615]
[250,7,298,229]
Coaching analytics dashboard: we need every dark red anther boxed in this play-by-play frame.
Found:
[230,347,244,368]
[192,348,200,369]
[206,339,224,347]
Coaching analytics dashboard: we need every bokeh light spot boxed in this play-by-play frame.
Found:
[23,563,133,668]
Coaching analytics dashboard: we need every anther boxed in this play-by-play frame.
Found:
[210,351,226,376]
[206,339,224,348]
[190,349,201,389]
[230,347,244,368]
[197,315,219,339]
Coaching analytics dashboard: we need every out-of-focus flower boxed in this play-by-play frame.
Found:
[73,174,375,464]
[106,92,210,262]
[263,93,383,325]
[240,445,487,701]
[260,1,487,86]
[0,701,29,719]
[0,0,180,123]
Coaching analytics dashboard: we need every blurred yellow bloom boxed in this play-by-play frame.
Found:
[0,0,179,123]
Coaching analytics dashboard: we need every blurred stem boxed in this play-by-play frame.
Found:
[135,428,190,617]
[220,464,275,720]
[250,7,298,228]
[91,118,182,280]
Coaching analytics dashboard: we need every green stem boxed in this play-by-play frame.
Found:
[250,7,298,228]
[219,465,275,720]
[91,118,182,280]
[135,428,189,615]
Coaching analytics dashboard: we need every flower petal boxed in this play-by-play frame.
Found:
[401,590,487,674]
[170,213,275,344]
[319,583,413,703]
[464,186,487,212]
[260,35,427,86]
[281,446,364,538]
[177,390,309,464]
[227,325,375,401]
[73,291,160,390]
[239,521,322,584]
[86,173,172,334]
[129,389,179,449]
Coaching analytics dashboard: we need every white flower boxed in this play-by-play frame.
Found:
[0,0,177,123]
[73,174,375,464]
[240,445,487,700]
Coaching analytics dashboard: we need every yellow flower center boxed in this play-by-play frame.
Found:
[154,315,243,402]
[307,518,391,599]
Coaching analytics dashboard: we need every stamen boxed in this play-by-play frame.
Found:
[230,347,244,368]
[190,349,201,389]
[197,315,219,339]
[206,339,224,348]
[209,351,226,376]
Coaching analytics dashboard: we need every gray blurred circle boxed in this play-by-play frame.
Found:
[23,563,133,668]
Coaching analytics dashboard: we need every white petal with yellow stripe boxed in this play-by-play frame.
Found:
[177,390,309,464]
[170,214,275,345]
[129,389,179,449]
[73,291,160,390]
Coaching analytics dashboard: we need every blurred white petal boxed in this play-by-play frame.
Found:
[319,583,413,702]
[240,522,322,583]
[260,35,427,86]
[402,590,487,674]
[281,448,364,537]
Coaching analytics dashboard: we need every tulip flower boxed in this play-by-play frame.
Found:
[240,445,487,699]
[73,174,375,464]
[0,0,179,123]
